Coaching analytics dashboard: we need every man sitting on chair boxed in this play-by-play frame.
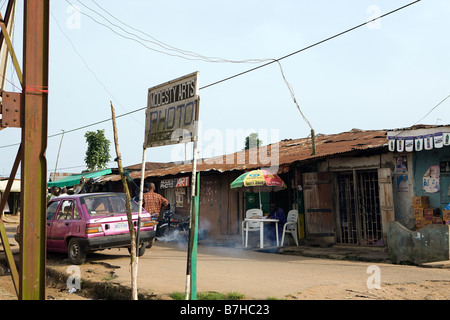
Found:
[265,203,286,245]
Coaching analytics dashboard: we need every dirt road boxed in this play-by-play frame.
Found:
[32,241,450,300]
[2,231,450,300]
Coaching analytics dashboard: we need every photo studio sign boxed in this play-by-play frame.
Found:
[144,71,200,148]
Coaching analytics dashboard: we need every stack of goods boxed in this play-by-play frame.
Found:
[413,196,432,229]
[443,208,450,225]
[413,196,442,230]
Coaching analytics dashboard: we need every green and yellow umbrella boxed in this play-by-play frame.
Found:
[230,169,287,209]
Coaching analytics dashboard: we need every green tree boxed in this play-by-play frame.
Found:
[84,129,111,171]
[244,133,262,150]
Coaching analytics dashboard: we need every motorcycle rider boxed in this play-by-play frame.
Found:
[142,182,169,221]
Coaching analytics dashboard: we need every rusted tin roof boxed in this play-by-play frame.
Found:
[125,162,178,171]
[98,128,388,183]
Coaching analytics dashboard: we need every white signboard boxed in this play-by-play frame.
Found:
[144,72,200,148]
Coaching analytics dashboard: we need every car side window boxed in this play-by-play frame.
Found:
[73,201,80,220]
[57,200,78,220]
[47,201,60,220]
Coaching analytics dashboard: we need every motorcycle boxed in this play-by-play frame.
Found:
[156,205,190,242]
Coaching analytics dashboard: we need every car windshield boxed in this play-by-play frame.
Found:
[80,194,140,217]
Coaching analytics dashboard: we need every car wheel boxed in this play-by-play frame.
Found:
[146,237,155,248]
[137,243,146,256]
[68,238,86,265]
[128,242,146,256]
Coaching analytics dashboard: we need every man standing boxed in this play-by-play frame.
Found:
[47,186,60,202]
[142,182,168,220]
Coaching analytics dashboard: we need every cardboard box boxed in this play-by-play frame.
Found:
[443,210,450,220]
[415,216,425,223]
[414,208,424,217]
[416,220,432,230]
[412,196,430,208]
[432,216,443,224]
[415,216,430,229]
[424,208,440,220]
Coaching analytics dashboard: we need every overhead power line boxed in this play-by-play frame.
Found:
[0,0,422,149]
[70,0,273,64]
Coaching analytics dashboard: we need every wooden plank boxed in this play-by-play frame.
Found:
[303,172,335,241]
[377,168,394,241]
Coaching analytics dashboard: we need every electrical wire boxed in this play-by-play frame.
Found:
[0,0,422,150]
[413,94,450,126]
[389,92,450,138]
[50,10,143,127]
[75,0,312,128]
[71,0,274,64]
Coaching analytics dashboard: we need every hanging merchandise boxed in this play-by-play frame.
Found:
[424,134,433,150]
[415,135,423,151]
[405,136,414,152]
[444,132,450,146]
[434,132,444,148]
[388,130,450,152]
[388,136,396,151]
[396,137,404,152]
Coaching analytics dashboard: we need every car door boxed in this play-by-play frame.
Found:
[51,200,77,250]
[46,200,61,250]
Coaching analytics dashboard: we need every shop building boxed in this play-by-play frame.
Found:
[95,125,450,262]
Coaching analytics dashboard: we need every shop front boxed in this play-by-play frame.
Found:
[386,125,450,264]
[387,125,450,228]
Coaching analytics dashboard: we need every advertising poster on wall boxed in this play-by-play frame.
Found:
[397,174,409,192]
[423,165,440,193]
[396,155,408,172]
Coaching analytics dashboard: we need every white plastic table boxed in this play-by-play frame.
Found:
[243,217,279,249]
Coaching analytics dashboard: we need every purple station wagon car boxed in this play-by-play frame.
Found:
[16,192,156,265]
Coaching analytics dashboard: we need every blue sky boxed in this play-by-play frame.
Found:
[0,0,449,179]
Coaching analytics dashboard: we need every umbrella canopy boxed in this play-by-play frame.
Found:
[230,169,287,192]
[230,169,286,210]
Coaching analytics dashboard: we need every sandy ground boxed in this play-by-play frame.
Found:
[2,214,450,301]
[1,266,450,300]
[1,250,450,300]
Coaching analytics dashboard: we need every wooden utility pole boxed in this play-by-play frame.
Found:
[110,101,138,300]
[53,129,65,179]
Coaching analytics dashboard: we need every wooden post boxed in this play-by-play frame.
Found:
[110,101,138,300]
[136,146,146,256]
[311,129,317,155]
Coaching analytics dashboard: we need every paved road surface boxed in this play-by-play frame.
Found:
[76,241,450,300]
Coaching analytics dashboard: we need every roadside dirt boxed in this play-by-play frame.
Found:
[2,215,450,300]
[1,257,450,300]
[287,280,450,300]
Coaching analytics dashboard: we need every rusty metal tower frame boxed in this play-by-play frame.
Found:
[0,0,49,300]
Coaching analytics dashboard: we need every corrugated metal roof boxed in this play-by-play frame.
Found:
[98,128,388,183]
[125,162,178,171]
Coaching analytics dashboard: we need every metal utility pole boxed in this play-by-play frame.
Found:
[0,0,49,300]
[19,0,50,300]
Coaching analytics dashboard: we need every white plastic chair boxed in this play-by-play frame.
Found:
[281,210,299,246]
[242,208,263,247]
